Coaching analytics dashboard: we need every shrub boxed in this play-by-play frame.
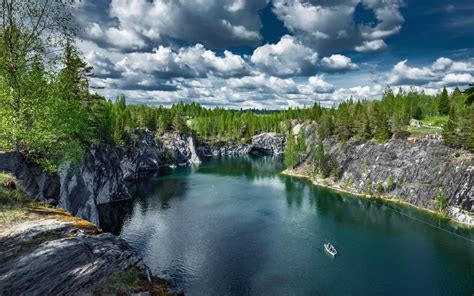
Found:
[434,190,449,215]
[386,176,396,192]
[375,183,384,194]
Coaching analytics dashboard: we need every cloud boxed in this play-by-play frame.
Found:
[77,0,268,52]
[271,0,404,54]
[387,60,437,85]
[320,54,358,72]
[439,73,474,86]
[387,57,474,86]
[307,75,335,93]
[251,35,357,76]
[85,51,122,79]
[251,35,318,77]
[116,44,249,81]
[227,74,299,94]
[354,39,387,53]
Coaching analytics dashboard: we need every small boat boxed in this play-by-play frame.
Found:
[324,243,337,257]
[178,163,187,167]
[169,164,177,169]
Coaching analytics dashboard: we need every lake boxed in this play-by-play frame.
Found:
[99,155,474,295]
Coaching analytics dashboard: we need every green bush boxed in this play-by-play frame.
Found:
[375,183,384,194]
[434,190,449,215]
[386,176,396,192]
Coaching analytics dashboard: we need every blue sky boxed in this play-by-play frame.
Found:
[76,0,474,109]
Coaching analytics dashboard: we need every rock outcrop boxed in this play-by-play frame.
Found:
[250,132,285,155]
[0,212,166,295]
[120,129,164,180]
[161,132,202,165]
[200,132,285,157]
[290,133,474,222]
[0,152,60,205]
[58,145,130,226]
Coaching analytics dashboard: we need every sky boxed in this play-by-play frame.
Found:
[75,0,474,109]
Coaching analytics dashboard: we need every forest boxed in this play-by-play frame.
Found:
[1,0,473,172]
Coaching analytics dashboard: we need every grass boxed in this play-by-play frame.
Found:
[0,173,98,232]
[0,173,32,227]
[95,267,180,296]
[406,125,442,135]
[420,115,449,126]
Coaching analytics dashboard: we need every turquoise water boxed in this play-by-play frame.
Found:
[100,156,474,295]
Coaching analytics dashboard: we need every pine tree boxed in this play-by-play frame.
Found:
[172,112,188,134]
[442,107,459,147]
[335,102,352,141]
[315,142,328,177]
[438,87,450,115]
[373,103,391,141]
[284,129,297,168]
[464,84,474,105]
[362,112,373,140]
[318,111,334,140]
[296,129,307,162]
[460,105,474,152]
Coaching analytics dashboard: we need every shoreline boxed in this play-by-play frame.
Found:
[281,169,474,228]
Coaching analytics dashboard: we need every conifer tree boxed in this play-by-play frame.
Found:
[296,129,307,162]
[284,129,297,168]
[442,106,459,147]
[318,111,334,140]
[438,87,450,115]
[373,103,391,141]
[460,105,474,152]
[315,142,328,177]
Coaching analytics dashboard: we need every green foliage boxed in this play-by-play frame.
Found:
[373,103,392,142]
[375,183,384,194]
[386,176,396,192]
[318,111,334,140]
[284,129,297,168]
[296,129,307,162]
[315,142,328,177]
[438,87,450,115]
[442,107,459,147]
[434,190,449,215]
[463,84,474,105]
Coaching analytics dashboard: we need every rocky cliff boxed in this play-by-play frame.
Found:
[120,129,164,180]
[161,132,203,165]
[288,130,474,225]
[58,144,130,226]
[0,152,60,205]
[0,206,176,295]
[201,132,286,157]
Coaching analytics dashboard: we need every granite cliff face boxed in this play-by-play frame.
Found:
[202,132,286,157]
[58,144,130,226]
[161,132,203,165]
[289,130,474,225]
[120,129,164,180]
